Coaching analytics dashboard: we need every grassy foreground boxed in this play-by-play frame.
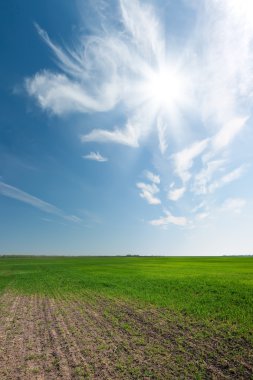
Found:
[0,256,252,379]
[0,255,252,337]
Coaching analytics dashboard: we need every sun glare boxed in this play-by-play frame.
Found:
[144,66,185,110]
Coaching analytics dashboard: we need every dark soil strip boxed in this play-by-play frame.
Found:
[0,291,252,380]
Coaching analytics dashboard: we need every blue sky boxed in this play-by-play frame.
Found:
[1,0,253,255]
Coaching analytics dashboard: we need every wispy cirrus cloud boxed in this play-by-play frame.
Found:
[192,159,226,195]
[221,198,246,214]
[168,186,185,201]
[136,182,160,205]
[25,0,253,227]
[195,212,209,221]
[150,210,188,227]
[144,170,160,184]
[81,122,140,147]
[136,169,161,205]
[210,117,248,153]
[197,1,253,126]
[26,1,192,149]
[83,151,108,162]
[172,139,209,183]
[208,165,247,193]
[0,181,81,222]
[26,72,110,115]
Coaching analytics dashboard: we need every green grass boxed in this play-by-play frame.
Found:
[0,256,252,337]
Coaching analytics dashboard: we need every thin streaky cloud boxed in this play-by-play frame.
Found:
[0,181,81,222]
[136,182,161,205]
[211,117,248,152]
[168,186,185,201]
[172,139,209,183]
[25,0,253,226]
[26,1,191,148]
[208,165,247,193]
[195,212,209,221]
[193,159,226,195]
[150,210,188,227]
[83,152,108,162]
[34,23,85,79]
[144,170,160,184]
[191,201,207,213]
[221,198,246,214]
[26,72,108,115]
[156,112,168,155]
[81,123,140,147]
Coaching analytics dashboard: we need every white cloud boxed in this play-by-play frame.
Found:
[24,1,253,224]
[193,159,225,195]
[156,114,168,154]
[26,72,112,115]
[81,121,140,147]
[83,151,108,162]
[211,117,248,152]
[168,186,185,201]
[191,201,207,213]
[172,139,209,183]
[119,0,164,61]
[209,165,246,193]
[195,212,209,221]
[196,1,253,126]
[222,198,246,213]
[136,182,160,205]
[0,181,81,222]
[150,210,188,227]
[144,170,160,184]
[26,1,192,150]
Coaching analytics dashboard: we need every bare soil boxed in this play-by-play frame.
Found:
[0,291,252,379]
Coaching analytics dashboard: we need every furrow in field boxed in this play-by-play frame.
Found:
[47,296,92,379]
[55,295,203,379]
[0,294,32,379]
[41,296,73,379]
[21,294,57,380]
[0,290,252,380]
[0,292,21,344]
[58,295,136,379]
[21,294,47,380]
[75,295,253,379]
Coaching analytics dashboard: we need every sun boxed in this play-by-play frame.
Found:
[143,65,186,110]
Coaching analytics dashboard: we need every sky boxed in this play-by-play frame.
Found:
[1,0,253,256]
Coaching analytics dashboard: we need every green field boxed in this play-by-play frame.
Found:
[0,256,252,334]
[0,256,252,379]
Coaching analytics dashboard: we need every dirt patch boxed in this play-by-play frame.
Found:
[0,291,252,379]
